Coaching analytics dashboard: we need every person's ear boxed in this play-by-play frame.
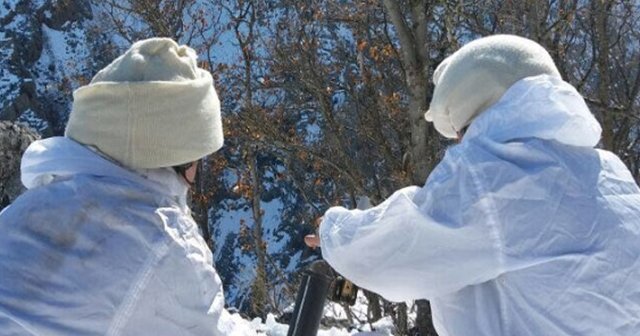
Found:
[184,161,198,184]
[456,126,468,143]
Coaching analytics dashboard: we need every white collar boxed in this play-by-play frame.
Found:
[21,137,190,207]
[463,75,602,147]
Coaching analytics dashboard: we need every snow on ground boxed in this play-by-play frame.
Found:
[224,311,394,335]
[222,291,397,335]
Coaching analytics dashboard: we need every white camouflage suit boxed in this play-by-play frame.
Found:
[0,137,255,335]
[320,75,640,336]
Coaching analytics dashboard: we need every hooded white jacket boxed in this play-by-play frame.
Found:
[0,137,256,335]
[320,75,640,335]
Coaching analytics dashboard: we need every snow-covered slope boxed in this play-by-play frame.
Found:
[0,0,107,135]
[228,292,398,335]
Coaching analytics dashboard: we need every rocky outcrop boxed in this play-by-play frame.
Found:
[0,0,93,136]
[0,121,39,209]
[41,0,92,30]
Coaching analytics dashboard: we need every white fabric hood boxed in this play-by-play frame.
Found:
[464,75,602,146]
[21,136,188,203]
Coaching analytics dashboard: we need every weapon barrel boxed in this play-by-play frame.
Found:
[287,261,334,336]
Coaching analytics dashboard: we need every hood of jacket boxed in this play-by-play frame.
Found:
[463,74,602,147]
[20,136,189,205]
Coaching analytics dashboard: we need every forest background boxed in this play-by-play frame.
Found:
[1,1,639,335]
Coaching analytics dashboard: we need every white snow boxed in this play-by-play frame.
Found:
[224,291,397,335]
[261,198,286,254]
[285,251,302,273]
[16,109,48,133]
[4,13,30,32]
[0,14,24,109]
[0,0,18,16]
[38,23,90,91]
[210,199,255,304]
[305,122,323,144]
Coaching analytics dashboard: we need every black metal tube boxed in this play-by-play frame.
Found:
[287,260,335,336]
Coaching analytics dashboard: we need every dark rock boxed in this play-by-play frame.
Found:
[40,0,92,30]
[0,120,40,208]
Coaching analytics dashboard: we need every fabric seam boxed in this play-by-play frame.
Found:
[461,147,510,334]
[105,241,170,336]
[126,83,134,165]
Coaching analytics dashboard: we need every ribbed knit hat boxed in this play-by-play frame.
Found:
[65,38,223,168]
[426,35,561,138]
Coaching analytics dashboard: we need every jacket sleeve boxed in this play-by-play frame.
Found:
[319,148,504,302]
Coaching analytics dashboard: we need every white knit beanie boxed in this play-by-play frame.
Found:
[425,35,561,138]
[65,38,223,168]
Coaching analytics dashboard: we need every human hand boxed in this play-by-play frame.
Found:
[304,216,323,249]
[304,234,320,249]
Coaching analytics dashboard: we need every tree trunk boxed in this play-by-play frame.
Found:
[364,289,382,322]
[380,2,439,334]
[193,160,213,249]
[408,87,433,184]
[381,0,432,184]
[396,302,408,335]
[594,0,613,150]
[250,148,269,318]
[415,299,437,335]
